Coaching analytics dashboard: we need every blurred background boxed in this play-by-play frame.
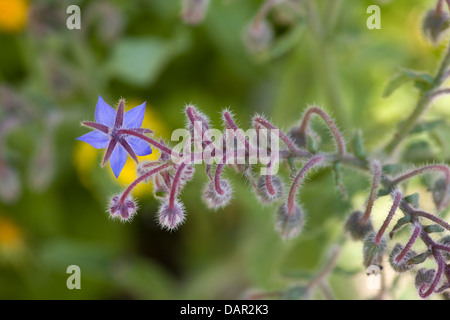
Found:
[0,0,449,299]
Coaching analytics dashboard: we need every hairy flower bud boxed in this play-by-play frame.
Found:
[181,0,210,25]
[109,194,137,221]
[439,235,450,260]
[423,8,450,44]
[363,232,387,268]
[415,268,436,290]
[275,202,304,240]
[158,199,186,230]
[202,179,233,209]
[431,178,450,210]
[243,20,273,53]
[388,243,417,273]
[344,211,374,241]
[256,175,284,204]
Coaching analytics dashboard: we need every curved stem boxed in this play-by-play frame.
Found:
[253,116,311,157]
[295,106,346,156]
[287,155,326,215]
[415,210,450,231]
[118,129,176,155]
[375,190,402,244]
[169,163,187,209]
[361,160,382,224]
[223,110,255,154]
[395,223,421,263]
[120,162,172,204]
[419,248,445,298]
[391,164,450,186]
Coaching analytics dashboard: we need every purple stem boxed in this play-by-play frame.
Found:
[223,110,254,153]
[375,190,402,244]
[295,106,346,156]
[118,129,177,156]
[414,210,450,231]
[253,116,310,157]
[395,223,421,263]
[169,163,187,209]
[361,160,382,224]
[120,162,172,204]
[287,155,325,215]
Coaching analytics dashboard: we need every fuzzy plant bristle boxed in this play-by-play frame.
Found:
[109,194,137,221]
[158,199,186,231]
[77,6,450,297]
[275,202,304,240]
[202,179,233,210]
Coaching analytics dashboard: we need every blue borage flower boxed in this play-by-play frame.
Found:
[77,96,153,178]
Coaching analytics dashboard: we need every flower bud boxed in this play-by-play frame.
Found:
[256,175,284,204]
[181,0,210,25]
[202,179,233,209]
[431,178,449,210]
[363,232,387,268]
[388,243,417,273]
[243,20,274,53]
[344,211,373,241]
[275,202,304,240]
[415,268,436,290]
[158,199,186,231]
[422,8,450,44]
[109,194,137,221]
[438,235,450,260]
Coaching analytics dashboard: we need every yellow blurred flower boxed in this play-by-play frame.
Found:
[0,0,28,33]
[0,216,25,262]
[74,101,168,197]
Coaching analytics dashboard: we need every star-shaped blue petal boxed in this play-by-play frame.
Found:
[77,96,153,178]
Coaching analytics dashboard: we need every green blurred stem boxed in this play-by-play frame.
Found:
[306,245,340,291]
[384,42,450,155]
[305,0,350,129]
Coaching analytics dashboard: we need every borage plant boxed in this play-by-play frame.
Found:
[78,1,450,300]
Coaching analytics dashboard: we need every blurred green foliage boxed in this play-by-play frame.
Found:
[0,0,448,299]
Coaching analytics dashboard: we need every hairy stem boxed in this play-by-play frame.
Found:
[118,129,176,155]
[169,163,187,209]
[295,106,347,156]
[287,155,325,215]
[395,223,421,263]
[120,162,172,204]
[361,160,382,224]
[375,190,402,244]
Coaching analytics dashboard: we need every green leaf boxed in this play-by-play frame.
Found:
[407,250,432,265]
[107,32,189,87]
[404,193,420,208]
[383,69,433,98]
[410,120,446,134]
[423,224,445,234]
[307,135,318,153]
[389,216,411,239]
